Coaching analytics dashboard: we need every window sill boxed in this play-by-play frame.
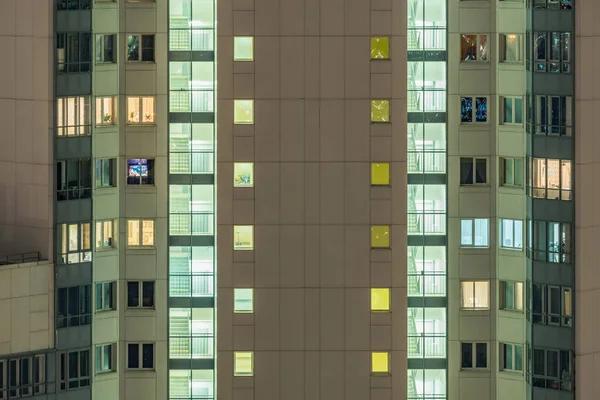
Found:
[95,309,117,316]
[459,122,489,127]
[125,61,157,71]
[498,61,524,69]
[126,246,156,250]
[95,248,118,255]
[499,308,524,315]
[459,246,490,249]
[499,246,524,252]
[126,306,156,312]
[95,124,117,129]
[459,61,490,69]
[126,123,156,127]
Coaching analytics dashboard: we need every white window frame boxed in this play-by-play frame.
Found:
[95,220,116,250]
[95,158,116,188]
[95,281,116,312]
[127,219,155,247]
[499,281,524,311]
[460,34,488,62]
[126,34,155,62]
[460,218,489,247]
[499,219,523,250]
[500,157,524,187]
[57,96,91,137]
[127,96,155,124]
[234,288,254,313]
[461,342,488,369]
[500,96,523,125]
[500,343,523,372]
[95,344,116,374]
[460,281,490,310]
[126,281,155,308]
[460,157,488,185]
[126,343,155,370]
[234,352,254,376]
[95,97,116,126]
[95,34,115,63]
[499,34,523,63]
[460,96,489,123]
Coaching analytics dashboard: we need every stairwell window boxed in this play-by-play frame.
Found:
[234,163,254,187]
[500,157,524,187]
[127,34,155,61]
[127,281,155,308]
[234,100,254,124]
[460,34,487,61]
[234,352,253,376]
[371,100,390,122]
[499,34,523,63]
[460,157,487,184]
[501,97,523,124]
[127,96,155,124]
[233,37,254,61]
[500,281,524,311]
[460,219,489,247]
[95,34,115,63]
[500,219,523,250]
[95,97,116,125]
[127,343,154,369]
[460,281,489,309]
[57,96,91,136]
[95,344,116,373]
[501,343,523,372]
[461,343,488,369]
[371,37,390,59]
[371,163,390,185]
[95,282,116,312]
[371,352,389,375]
[371,288,390,311]
[461,96,487,123]
[234,288,253,313]
[234,226,253,250]
[95,220,116,250]
[127,219,155,247]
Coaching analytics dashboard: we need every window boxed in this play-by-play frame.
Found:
[500,219,523,249]
[500,158,524,187]
[529,32,571,73]
[371,163,390,185]
[460,219,489,247]
[57,285,92,328]
[95,220,116,250]
[530,0,572,11]
[371,37,390,59]
[530,284,572,327]
[95,34,115,63]
[371,288,390,311]
[460,281,489,309]
[460,34,487,61]
[460,158,487,184]
[127,35,155,61]
[59,222,92,264]
[371,225,390,248]
[127,281,155,308]
[371,352,389,374]
[371,100,390,122]
[57,96,91,136]
[56,32,91,73]
[529,158,572,200]
[95,159,116,188]
[234,288,253,313]
[501,343,523,372]
[56,158,92,201]
[501,97,523,124]
[127,96,155,124]
[234,163,254,187]
[461,343,487,369]
[234,226,254,250]
[234,100,254,124]
[126,158,155,185]
[530,348,573,391]
[527,220,572,263]
[528,95,572,136]
[499,34,523,62]
[0,354,46,397]
[461,96,488,123]
[234,352,253,376]
[234,37,253,61]
[500,281,524,311]
[57,0,90,10]
[95,97,116,125]
[58,350,90,391]
[127,219,155,247]
[127,344,154,369]
[95,344,115,373]
[95,282,116,312]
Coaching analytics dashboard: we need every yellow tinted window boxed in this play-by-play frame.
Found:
[234,37,254,61]
[371,352,389,374]
[234,352,253,376]
[234,226,254,250]
[234,100,254,124]
[371,37,390,59]
[371,288,390,311]
[371,100,390,123]
[371,163,390,185]
[371,225,390,248]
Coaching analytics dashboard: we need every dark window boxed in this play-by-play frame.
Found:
[57,0,91,10]
[476,343,487,368]
[95,35,115,63]
[461,343,472,368]
[56,158,92,201]
[142,282,155,307]
[56,32,92,73]
[529,32,571,73]
[475,159,487,183]
[128,344,139,369]
[127,35,155,62]
[127,282,139,307]
[127,281,155,308]
[142,344,154,368]
[127,159,155,185]
[460,158,487,184]
[96,159,116,188]
[57,285,92,328]
[475,97,487,122]
[96,282,115,312]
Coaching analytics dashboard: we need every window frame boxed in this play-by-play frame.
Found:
[233,162,254,187]
[56,158,93,201]
[126,158,156,185]
[126,34,155,62]
[370,37,390,60]
[57,96,91,136]
[95,158,116,188]
[56,32,92,73]
[528,94,572,136]
[499,219,524,250]
[370,99,390,123]
[127,281,155,308]
[499,281,524,311]
[95,344,116,374]
[529,31,571,73]
[500,343,523,372]
[460,34,488,62]
[528,157,572,200]
[460,218,489,247]
[529,0,572,9]
[95,219,117,250]
[95,281,116,312]
[233,352,254,376]
[127,96,156,124]
[234,288,254,313]
[56,285,92,329]
[500,157,524,187]
[95,34,115,63]
[127,343,155,370]
[59,222,92,264]
[460,157,487,185]
[460,96,488,123]
[58,350,90,391]
[499,34,523,63]
[95,97,116,126]
[501,96,523,125]
[460,280,490,310]
[529,347,573,391]
[371,352,390,375]
[127,219,155,247]
[530,283,572,327]
[461,342,488,369]
[0,354,46,397]
[370,288,391,312]
[233,36,254,61]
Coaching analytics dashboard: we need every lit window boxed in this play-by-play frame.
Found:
[461,96,487,123]
[95,282,116,312]
[95,34,115,63]
[95,220,116,250]
[460,219,489,247]
[95,344,116,373]
[234,352,253,376]
[500,343,523,372]
[234,100,254,124]
[460,158,487,184]
[127,96,155,124]
[95,97,116,125]
[95,159,116,188]
[371,352,389,374]
[127,219,155,247]
[234,37,254,61]
[529,157,571,200]
[234,288,254,313]
[371,163,390,186]
[127,343,154,369]
[500,219,523,250]
[371,226,390,248]
[127,158,155,185]
[501,97,523,124]
[499,281,523,311]
[59,223,92,264]
[499,34,522,63]
[57,96,91,136]
[530,95,572,136]
[234,226,254,250]
[127,281,155,308]
[370,37,389,59]
[371,100,390,123]
[127,34,155,62]
[460,34,487,61]
[460,281,489,309]
[530,32,571,73]
[461,343,487,369]
[234,163,254,187]
[531,283,572,327]
[371,288,390,311]
[500,157,523,187]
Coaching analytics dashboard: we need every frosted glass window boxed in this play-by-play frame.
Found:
[371,288,390,311]
[234,352,253,376]
[234,37,254,61]
[234,163,254,187]
[371,100,390,122]
[371,226,390,248]
[234,100,254,124]
[371,352,389,374]
[234,289,253,313]
[371,163,390,185]
[371,37,389,59]
[234,226,253,250]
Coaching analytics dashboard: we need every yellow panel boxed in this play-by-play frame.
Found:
[234,100,254,124]
[371,225,390,248]
[370,37,390,59]
[371,352,389,374]
[371,288,390,311]
[234,352,254,376]
[371,163,390,185]
[371,100,390,122]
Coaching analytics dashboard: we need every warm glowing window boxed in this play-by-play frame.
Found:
[371,226,390,248]
[234,288,254,313]
[460,34,487,61]
[60,222,92,264]
[234,226,254,250]
[234,37,254,61]
[529,157,571,200]
[371,352,389,374]
[234,100,254,124]
[95,220,116,250]
[371,163,390,185]
[234,163,254,187]
[127,96,155,124]
[57,96,91,136]
[371,288,390,311]
[370,37,389,59]
[499,34,522,63]
[95,97,116,125]
[460,281,490,309]
[371,100,390,123]
[234,352,253,376]
[127,219,155,247]
[499,281,523,311]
